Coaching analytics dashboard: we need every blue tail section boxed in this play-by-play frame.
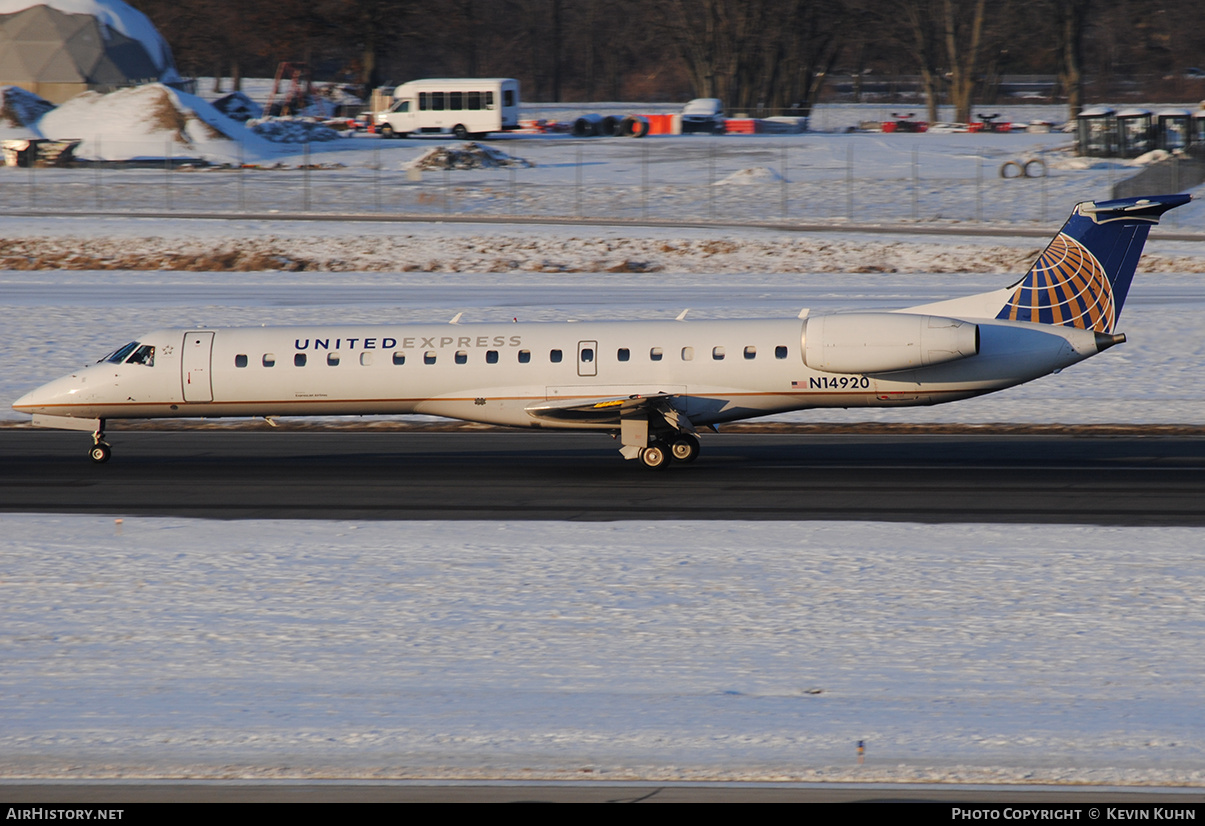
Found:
[996,193,1191,333]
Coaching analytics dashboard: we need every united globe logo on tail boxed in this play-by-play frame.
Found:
[999,233,1115,333]
[995,194,1191,334]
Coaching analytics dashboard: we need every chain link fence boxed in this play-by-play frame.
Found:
[1,133,1166,228]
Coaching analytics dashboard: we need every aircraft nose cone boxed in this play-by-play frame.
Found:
[12,387,40,413]
[12,373,86,415]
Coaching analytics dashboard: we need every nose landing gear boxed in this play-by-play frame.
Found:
[90,423,111,464]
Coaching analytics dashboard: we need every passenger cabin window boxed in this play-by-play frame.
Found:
[713,346,725,360]
[294,353,307,367]
[744,346,756,360]
[484,91,494,109]
[424,351,437,365]
[776,345,788,359]
[550,349,563,363]
[682,347,694,361]
[468,91,482,110]
[455,351,468,364]
[617,348,630,362]
[263,354,276,367]
[449,91,463,110]
[650,347,663,361]
[518,350,531,363]
[486,350,499,364]
[235,354,248,368]
[393,351,406,365]
[360,352,374,366]
[327,352,340,366]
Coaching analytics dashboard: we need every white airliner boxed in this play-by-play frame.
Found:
[13,193,1191,468]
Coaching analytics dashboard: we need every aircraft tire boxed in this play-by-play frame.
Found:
[670,434,700,463]
[1000,161,1022,179]
[89,443,111,464]
[1023,158,1047,178]
[639,444,670,469]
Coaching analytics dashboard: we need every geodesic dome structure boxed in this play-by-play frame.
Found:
[0,0,180,104]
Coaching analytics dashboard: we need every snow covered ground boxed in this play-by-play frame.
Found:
[7,96,1205,227]
[2,515,1203,784]
[3,100,1204,785]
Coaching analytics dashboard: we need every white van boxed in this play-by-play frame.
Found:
[376,78,520,139]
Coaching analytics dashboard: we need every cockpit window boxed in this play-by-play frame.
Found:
[103,341,140,364]
[126,345,155,366]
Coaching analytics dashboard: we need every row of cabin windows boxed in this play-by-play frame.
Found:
[416,90,513,111]
[235,345,791,369]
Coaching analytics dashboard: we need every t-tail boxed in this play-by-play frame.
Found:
[996,193,1191,334]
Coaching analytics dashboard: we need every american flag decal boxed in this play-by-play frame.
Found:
[997,233,1115,333]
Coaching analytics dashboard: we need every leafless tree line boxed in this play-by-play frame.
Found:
[134,0,1205,119]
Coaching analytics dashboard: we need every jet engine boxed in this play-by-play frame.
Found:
[803,312,980,374]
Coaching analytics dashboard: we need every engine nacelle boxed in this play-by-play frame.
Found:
[803,312,980,374]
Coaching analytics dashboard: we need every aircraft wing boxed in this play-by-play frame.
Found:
[525,392,695,432]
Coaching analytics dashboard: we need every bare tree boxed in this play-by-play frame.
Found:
[1048,0,1091,118]
[892,0,945,123]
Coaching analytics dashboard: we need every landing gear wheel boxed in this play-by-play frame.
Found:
[452,124,469,140]
[89,442,111,464]
[639,443,669,469]
[670,434,700,463]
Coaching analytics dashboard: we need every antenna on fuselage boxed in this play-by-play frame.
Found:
[676,309,690,321]
[449,312,463,324]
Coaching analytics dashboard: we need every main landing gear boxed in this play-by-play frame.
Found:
[89,422,111,464]
[638,433,700,470]
[620,399,704,470]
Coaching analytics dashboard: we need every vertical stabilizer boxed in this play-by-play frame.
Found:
[996,194,1190,332]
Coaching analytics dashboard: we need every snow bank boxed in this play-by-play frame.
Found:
[715,166,786,185]
[405,142,535,170]
[211,91,261,123]
[248,116,343,143]
[2,230,1202,275]
[37,83,276,163]
[0,85,50,139]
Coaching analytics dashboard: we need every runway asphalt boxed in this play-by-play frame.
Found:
[3,429,1204,524]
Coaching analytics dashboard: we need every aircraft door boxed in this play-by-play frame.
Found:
[577,340,597,377]
[181,331,214,403]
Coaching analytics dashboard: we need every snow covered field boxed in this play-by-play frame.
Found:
[7,96,1205,228]
[4,131,1200,228]
[3,100,1204,785]
[2,515,1203,784]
